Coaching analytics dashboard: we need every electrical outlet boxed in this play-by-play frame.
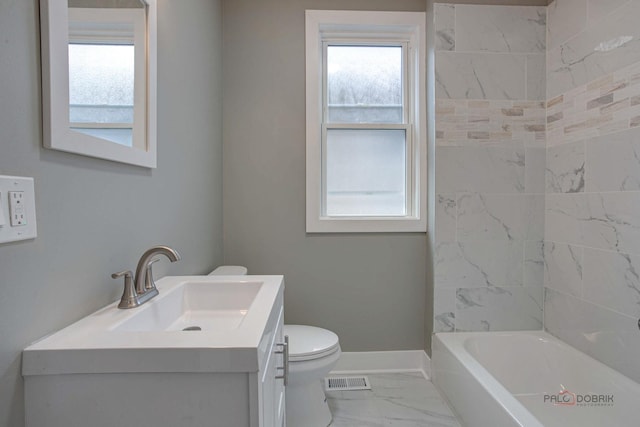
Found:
[9,191,26,226]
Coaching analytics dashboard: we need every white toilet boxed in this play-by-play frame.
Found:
[283,324,341,427]
[209,266,341,427]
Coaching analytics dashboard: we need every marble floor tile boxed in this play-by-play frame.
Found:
[326,372,461,427]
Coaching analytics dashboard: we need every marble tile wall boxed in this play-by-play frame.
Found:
[435,4,546,101]
[433,4,547,333]
[544,0,640,383]
[547,0,640,99]
[432,0,640,384]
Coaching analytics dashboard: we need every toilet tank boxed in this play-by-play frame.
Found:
[209,265,248,276]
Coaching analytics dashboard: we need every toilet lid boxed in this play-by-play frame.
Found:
[284,325,340,361]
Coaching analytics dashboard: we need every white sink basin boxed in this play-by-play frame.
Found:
[111,281,262,332]
[22,275,284,375]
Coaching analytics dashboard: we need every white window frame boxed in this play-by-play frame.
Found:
[305,10,427,233]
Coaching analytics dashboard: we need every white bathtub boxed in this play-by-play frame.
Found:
[432,331,640,427]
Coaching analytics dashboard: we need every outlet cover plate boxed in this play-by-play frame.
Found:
[0,175,37,244]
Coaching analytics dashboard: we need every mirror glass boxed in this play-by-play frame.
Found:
[40,0,157,168]
[68,0,146,148]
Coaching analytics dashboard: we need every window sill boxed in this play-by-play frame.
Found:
[306,216,427,233]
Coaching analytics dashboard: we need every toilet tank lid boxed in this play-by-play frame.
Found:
[208,266,248,275]
[283,325,340,359]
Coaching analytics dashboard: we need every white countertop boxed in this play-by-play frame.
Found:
[22,275,284,376]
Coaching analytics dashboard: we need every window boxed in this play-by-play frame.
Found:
[305,10,426,233]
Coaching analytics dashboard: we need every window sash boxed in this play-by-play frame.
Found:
[322,41,409,125]
[321,123,413,218]
[321,41,412,218]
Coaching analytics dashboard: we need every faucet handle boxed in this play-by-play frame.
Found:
[112,270,139,309]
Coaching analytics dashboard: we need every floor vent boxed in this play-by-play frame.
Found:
[324,376,371,391]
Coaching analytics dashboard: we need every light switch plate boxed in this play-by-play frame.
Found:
[0,176,37,244]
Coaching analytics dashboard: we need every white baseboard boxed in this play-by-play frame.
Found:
[331,350,431,379]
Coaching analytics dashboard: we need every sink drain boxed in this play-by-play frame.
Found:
[182,326,202,331]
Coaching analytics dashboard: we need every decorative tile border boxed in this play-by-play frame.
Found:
[435,99,545,147]
[547,60,640,146]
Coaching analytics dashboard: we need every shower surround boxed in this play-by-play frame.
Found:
[433,3,547,333]
[544,0,640,383]
[432,0,640,384]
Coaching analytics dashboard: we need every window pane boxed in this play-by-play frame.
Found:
[68,44,135,125]
[327,46,403,124]
[325,129,406,216]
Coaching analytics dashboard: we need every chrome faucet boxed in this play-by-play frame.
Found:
[112,245,181,309]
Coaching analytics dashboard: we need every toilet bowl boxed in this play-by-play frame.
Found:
[283,324,341,427]
[208,266,341,427]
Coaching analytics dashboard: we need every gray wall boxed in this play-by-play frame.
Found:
[0,1,223,426]
[222,0,427,352]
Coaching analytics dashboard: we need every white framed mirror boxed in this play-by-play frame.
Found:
[40,0,157,168]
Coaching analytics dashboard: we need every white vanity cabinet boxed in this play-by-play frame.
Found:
[257,303,286,427]
[23,275,286,427]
